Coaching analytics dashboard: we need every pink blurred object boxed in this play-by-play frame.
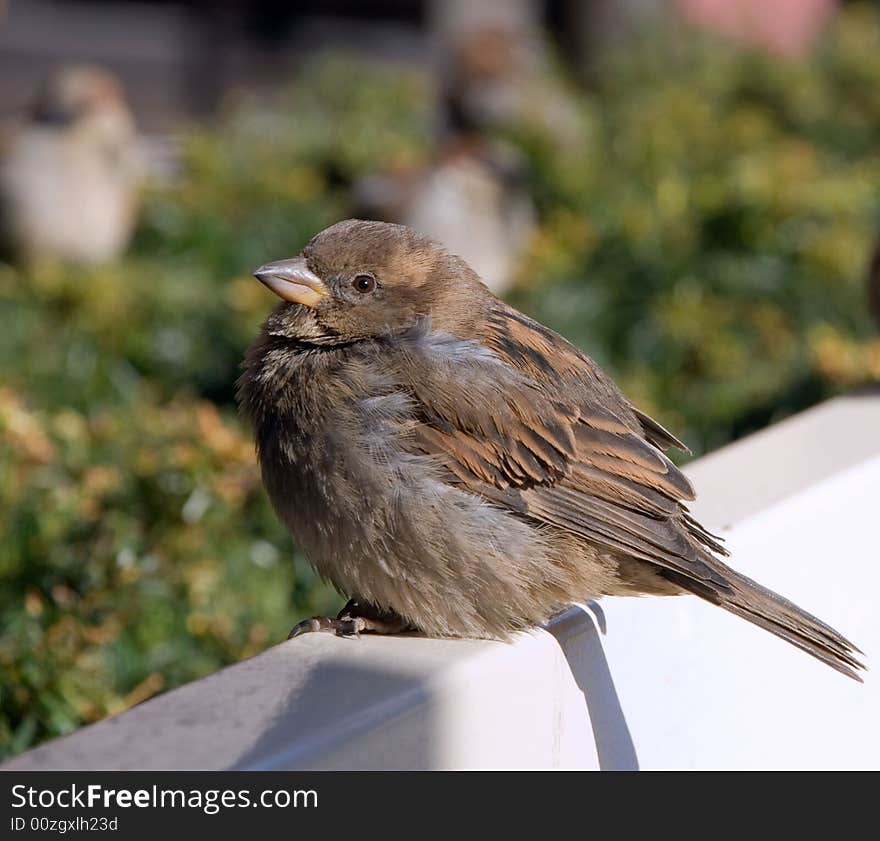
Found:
[676,0,838,57]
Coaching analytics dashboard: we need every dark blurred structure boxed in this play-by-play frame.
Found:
[868,239,880,331]
[0,0,429,132]
[0,0,847,132]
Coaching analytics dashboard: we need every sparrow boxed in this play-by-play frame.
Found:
[0,64,142,265]
[352,137,535,295]
[435,14,585,152]
[238,219,864,680]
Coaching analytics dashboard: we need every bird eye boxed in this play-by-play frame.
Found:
[352,273,376,294]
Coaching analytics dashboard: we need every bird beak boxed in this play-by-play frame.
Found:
[253,257,329,308]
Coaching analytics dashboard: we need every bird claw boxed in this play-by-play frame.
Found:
[286,600,413,641]
[335,615,366,637]
[286,615,365,640]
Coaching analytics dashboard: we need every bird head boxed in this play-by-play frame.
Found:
[30,65,134,142]
[254,219,489,344]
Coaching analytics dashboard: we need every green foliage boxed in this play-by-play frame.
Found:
[3,9,880,757]
[0,388,339,754]
[0,56,430,757]
[510,6,880,451]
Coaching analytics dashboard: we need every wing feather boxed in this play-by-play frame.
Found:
[379,307,863,678]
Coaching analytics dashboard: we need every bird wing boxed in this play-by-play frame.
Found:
[384,308,863,679]
[386,313,726,587]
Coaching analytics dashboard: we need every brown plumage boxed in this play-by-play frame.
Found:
[238,219,864,681]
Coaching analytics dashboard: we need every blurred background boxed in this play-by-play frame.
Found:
[2,0,879,759]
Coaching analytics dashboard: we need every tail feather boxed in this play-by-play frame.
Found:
[661,567,865,682]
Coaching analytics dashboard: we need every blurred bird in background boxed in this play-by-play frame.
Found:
[432,0,585,149]
[0,64,142,266]
[352,0,594,295]
[353,138,535,295]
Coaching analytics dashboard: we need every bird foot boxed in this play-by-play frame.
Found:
[287,599,414,640]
